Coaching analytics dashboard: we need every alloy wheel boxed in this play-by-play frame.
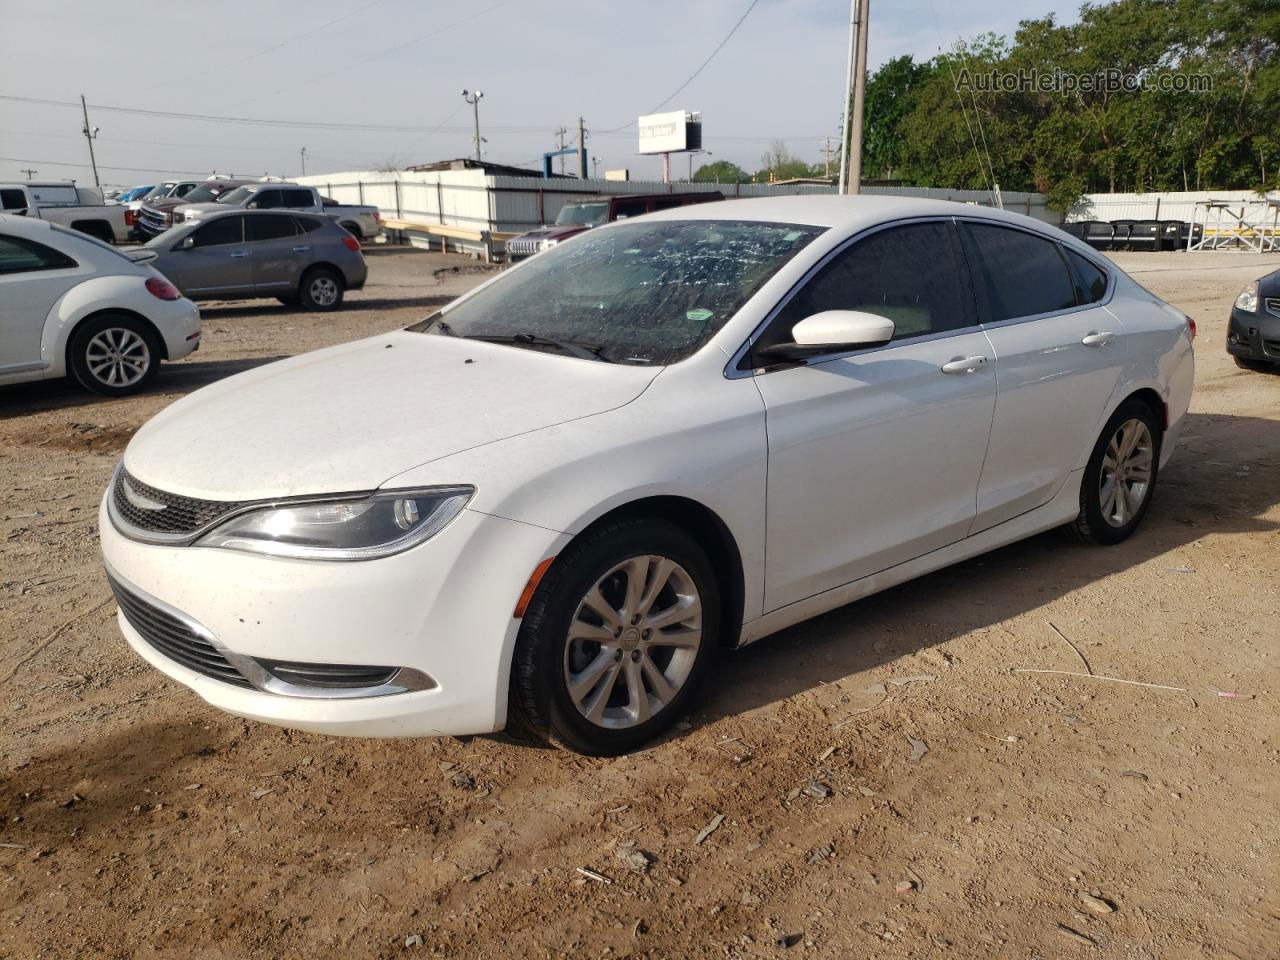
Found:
[310,275,339,306]
[563,554,703,730]
[1099,417,1154,527]
[85,327,151,388]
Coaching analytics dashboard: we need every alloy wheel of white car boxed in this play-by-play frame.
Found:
[85,327,152,389]
[1072,398,1162,545]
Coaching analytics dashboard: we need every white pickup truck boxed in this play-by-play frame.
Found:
[172,183,382,240]
[0,182,131,243]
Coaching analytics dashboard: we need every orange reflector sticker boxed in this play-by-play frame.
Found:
[513,556,556,618]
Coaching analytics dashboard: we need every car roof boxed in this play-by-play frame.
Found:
[637,193,1056,236]
[0,213,58,235]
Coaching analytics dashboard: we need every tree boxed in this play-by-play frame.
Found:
[757,140,817,181]
[862,55,938,179]
[693,160,748,183]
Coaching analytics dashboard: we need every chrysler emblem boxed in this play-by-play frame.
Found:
[122,477,166,512]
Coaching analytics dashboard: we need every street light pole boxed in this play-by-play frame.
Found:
[299,147,307,177]
[461,89,485,163]
[80,94,100,190]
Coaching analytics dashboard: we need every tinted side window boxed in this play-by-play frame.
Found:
[760,221,974,351]
[1,189,28,210]
[191,216,244,248]
[612,199,648,220]
[293,216,324,234]
[247,214,298,242]
[252,190,280,209]
[0,234,78,274]
[281,189,314,208]
[962,223,1077,321]
[174,183,197,197]
[1065,248,1108,304]
[652,198,685,212]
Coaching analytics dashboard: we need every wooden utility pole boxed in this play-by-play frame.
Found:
[554,126,568,176]
[20,168,37,180]
[822,137,835,178]
[837,0,870,195]
[80,94,100,189]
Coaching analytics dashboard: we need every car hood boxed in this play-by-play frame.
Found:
[123,331,661,501]
[143,196,191,213]
[172,202,227,216]
[516,225,589,242]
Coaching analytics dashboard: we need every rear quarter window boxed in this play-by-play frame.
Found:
[962,222,1077,322]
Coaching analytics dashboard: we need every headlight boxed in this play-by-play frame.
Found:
[196,486,473,560]
[539,239,559,251]
[1234,282,1258,313]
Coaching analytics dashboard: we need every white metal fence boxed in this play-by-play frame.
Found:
[299,169,1055,254]
[1067,189,1279,223]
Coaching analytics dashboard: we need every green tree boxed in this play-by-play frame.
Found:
[693,160,748,183]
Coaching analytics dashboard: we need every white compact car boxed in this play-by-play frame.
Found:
[100,196,1195,754]
[0,215,200,395]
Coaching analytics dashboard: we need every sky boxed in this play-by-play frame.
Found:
[0,0,1088,188]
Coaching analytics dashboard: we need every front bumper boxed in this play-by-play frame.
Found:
[99,493,565,737]
[1227,305,1280,363]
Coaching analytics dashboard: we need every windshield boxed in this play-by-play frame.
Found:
[408,219,822,366]
[554,202,610,227]
[184,182,237,203]
[217,186,254,204]
[144,182,177,200]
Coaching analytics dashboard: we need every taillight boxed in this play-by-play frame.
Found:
[124,209,136,226]
[1187,315,1197,339]
[145,276,181,301]
[374,211,382,222]
[341,234,360,252]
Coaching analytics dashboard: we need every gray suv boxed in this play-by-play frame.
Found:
[141,210,367,310]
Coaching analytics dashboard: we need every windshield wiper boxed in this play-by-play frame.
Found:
[463,332,613,363]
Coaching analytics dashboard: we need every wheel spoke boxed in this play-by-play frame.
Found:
[568,618,614,643]
[1115,481,1130,523]
[647,626,700,649]
[621,557,648,620]
[624,659,650,723]
[640,652,678,703]
[646,596,700,631]
[581,586,622,630]
[568,649,616,705]
[636,557,673,617]
[583,662,623,723]
[1100,478,1118,518]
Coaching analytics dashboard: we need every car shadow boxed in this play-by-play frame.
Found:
[0,356,288,420]
[702,410,1279,724]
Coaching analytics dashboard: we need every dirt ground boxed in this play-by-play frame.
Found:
[1,246,1277,959]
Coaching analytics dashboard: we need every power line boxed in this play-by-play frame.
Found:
[0,155,229,177]
[601,0,762,133]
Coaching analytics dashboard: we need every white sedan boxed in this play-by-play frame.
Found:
[99,196,1195,754]
[0,214,200,395]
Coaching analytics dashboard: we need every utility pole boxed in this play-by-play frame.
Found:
[461,89,485,162]
[80,94,100,190]
[592,157,600,179]
[20,168,37,181]
[299,147,307,177]
[576,116,588,179]
[822,137,835,178]
[837,0,870,195]
[553,126,568,176]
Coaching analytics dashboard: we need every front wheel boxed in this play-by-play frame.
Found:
[509,517,721,755]
[68,314,161,396]
[1069,398,1162,545]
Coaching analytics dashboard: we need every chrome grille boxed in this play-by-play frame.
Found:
[112,468,247,537]
[108,574,251,689]
[137,206,171,236]
[506,238,541,257]
[1265,297,1280,320]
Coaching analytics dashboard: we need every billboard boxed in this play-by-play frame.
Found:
[638,111,702,155]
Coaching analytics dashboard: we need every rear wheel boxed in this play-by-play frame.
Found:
[1070,398,1162,545]
[298,267,344,311]
[340,221,362,240]
[509,517,720,755]
[68,313,160,396]
[71,220,114,244]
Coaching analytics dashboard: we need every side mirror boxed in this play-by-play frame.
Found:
[177,236,195,251]
[246,201,259,209]
[758,310,896,362]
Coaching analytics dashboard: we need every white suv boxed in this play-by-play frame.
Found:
[0,215,201,396]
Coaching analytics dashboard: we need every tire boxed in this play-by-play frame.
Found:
[340,221,362,240]
[71,221,114,244]
[509,516,721,755]
[1069,398,1162,545]
[298,267,344,311]
[67,313,161,396]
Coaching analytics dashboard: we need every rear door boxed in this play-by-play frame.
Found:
[961,221,1126,531]
[246,214,304,292]
[751,220,997,611]
[174,215,252,296]
[0,232,83,370]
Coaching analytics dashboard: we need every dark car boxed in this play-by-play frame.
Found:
[140,210,367,311]
[137,178,256,239]
[1227,267,1280,371]
[505,191,724,261]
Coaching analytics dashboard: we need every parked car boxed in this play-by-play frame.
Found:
[113,185,155,205]
[136,178,255,239]
[142,209,367,310]
[0,181,131,243]
[1228,267,1280,370]
[0,214,200,395]
[505,191,724,261]
[100,195,1194,754]
[169,183,382,241]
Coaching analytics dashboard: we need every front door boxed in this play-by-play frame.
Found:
[175,215,253,297]
[959,222,1128,531]
[0,232,84,371]
[749,220,997,612]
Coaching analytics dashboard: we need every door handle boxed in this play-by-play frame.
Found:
[940,356,987,374]
[292,245,312,252]
[229,251,249,258]
[1081,331,1115,347]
